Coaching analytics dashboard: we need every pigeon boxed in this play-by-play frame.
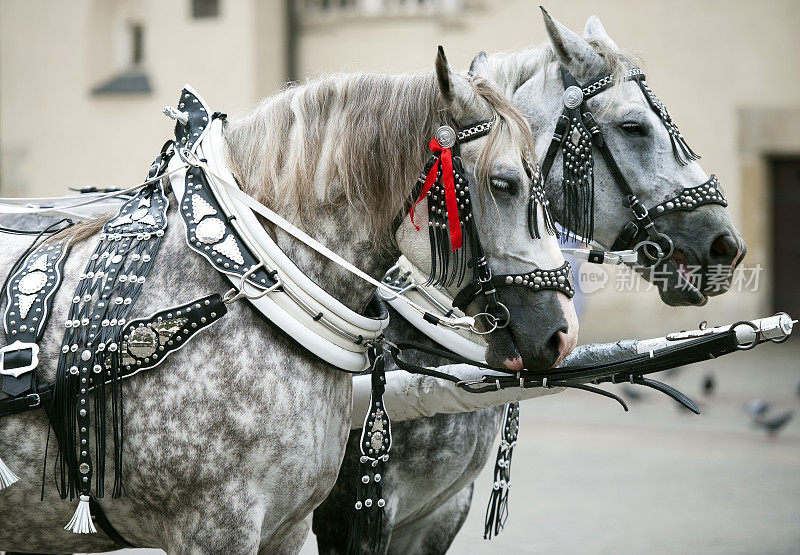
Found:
[701,372,715,396]
[744,398,770,417]
[756,410,794,437]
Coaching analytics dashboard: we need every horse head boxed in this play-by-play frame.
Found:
[397,47,578,371]
[509,9,745,306]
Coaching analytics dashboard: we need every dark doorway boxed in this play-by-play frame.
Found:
[769,157,800,317]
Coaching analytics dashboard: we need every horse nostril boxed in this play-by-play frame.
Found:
[547,323,570,361]
[710,234,738,260]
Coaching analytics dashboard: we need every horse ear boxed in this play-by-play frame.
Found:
[584,15,619,51]
[468,51,491,81]
[435,45,456,101]
[435,46,483,122]
[540,7,605,82]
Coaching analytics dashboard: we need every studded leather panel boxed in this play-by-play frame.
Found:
[496,261,574,298]
[649,175,727,220]
[174,88,211,152]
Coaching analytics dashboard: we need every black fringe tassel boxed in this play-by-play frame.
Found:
[484,402,519,539]
[525,154,558,240]
[48,184,162,503]
[560,117,595,243]
[423,157,475,289]
[636,79,700,166]
[347,354,391,555]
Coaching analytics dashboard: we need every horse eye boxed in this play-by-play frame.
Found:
[489,177,516,194]
[621,121,647,136]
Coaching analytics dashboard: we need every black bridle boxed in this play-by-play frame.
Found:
[540,66,728,262]
[412,118,574,332]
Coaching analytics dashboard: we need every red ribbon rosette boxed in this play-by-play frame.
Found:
[409,137,463,251]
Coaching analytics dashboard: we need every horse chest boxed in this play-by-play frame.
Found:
[387,406,503,523]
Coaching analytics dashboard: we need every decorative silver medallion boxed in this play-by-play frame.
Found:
[434,125,457,149]
[18,270,47,294]
[563,86,584,109]
[153,317,186,345]
[195,217,226,244]
[370,431,384,451]
[127,325,158,358]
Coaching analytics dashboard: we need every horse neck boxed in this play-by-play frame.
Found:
[225,73,441,313]
[270,208,403,313]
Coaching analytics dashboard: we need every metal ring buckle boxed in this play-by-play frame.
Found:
[223,263,282,304]
[487,302,510,330]
[634,233,674,263]
[656,233,675,260]
[470,312,500,335]
[633,239,664,262]
[178,147,203,168]
[629,196,649,220]
[26,393,41,408]
[732,320,760,350]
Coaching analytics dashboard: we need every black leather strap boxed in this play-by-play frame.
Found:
[0,382,51,418]
[610,174,727,251]
[2,229,71,396]
[117,293,227,375]
[89,497,135,548]
[452,261,574,310]
[538,65,713,255]
[538,114,569,191]
[175,86,280,292]
[0,295,226,422]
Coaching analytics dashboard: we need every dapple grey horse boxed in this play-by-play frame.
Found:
[313,12,746,555]
[0,48,576,553]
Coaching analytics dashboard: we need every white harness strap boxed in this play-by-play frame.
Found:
[170,130,385,371]
[382,256,486,362]
[163,85,477,371]
[204,167,475,332]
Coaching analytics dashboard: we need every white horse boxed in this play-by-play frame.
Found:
[314,11,746,554]
[0,48,576,553]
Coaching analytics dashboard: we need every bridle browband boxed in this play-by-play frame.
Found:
[539,66,728,262]
[411,117,571,333]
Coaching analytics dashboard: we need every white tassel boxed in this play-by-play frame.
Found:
[64,495,97,534]
[0,455,20,489]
